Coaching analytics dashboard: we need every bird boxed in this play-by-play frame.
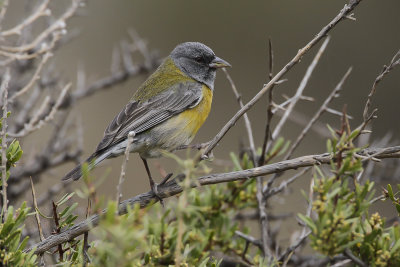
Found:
[62,42,231,199]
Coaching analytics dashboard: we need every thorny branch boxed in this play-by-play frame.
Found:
[201,0,363,159]
[270,36,330,144]
[362,50,400,122]
[263,67,353,194]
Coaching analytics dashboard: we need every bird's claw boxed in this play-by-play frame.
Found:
[151,183,164,207]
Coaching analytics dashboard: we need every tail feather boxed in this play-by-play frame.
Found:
[62,152,101,181]
[62,163,84,181]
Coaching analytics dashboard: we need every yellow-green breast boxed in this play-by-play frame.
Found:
[135,56,213,136]
[135,57,213,156]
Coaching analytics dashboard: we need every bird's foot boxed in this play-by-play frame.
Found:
[151,173,173,207]
[151,183,164,207]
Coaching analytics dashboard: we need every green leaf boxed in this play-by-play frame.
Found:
[270,137,284,156]
[59,202,78,218]
[35,207,52,219]
[396,203,400,215]
[390,238,400,255]
[327,139,333,153]
[327,124,337,139]
[387,184,395,201]
[298,214,317,233]
[229,152,242,171]
[348,129,360,140]
[56,192,75,206]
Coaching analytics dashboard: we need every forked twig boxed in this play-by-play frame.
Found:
[201,1,362,159]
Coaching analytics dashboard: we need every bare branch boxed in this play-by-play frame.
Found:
[0,0,9,28]
[202,0,363,158]
[223,68,256,160]
[8,84,71,138]
[284,67,352,159]
[0,68,10,217]
[235,230,262,249]
[26,145,400,255]
[1,0,51,37]
[30,177,45,242]
[343,248,368,267]
[9,52,52,102]
[271,36,330,143]
[263,67,352,194]
[264,167,311,199]
[0,0,81,53]
[278,231,311,262]
[363,49,400,122]
[259,39,275,166]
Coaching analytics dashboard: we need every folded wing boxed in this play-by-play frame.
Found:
[96,81,202,153]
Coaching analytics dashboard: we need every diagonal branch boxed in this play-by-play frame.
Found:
[201,0,363,159]
[26,145,400,255]
[270,35,330,143]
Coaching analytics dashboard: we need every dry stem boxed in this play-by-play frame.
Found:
[1,68,10,217]
[26,145,400,255]
[201,0,362,159]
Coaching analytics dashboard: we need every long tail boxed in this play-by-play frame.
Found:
[62,150,110,181]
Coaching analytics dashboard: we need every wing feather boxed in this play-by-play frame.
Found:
[95,81,203,152]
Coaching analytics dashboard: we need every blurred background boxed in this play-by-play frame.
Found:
[5,0,400,239]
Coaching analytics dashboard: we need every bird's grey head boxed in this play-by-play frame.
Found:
[170,42,231,90]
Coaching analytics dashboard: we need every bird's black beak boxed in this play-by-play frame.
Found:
[209,56,231,68]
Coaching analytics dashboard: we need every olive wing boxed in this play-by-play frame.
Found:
[95,81,203,152]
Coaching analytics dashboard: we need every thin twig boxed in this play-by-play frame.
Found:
[284,67,352,159]
[343,248,368,267]
[30,177,45,241]
[116,131,135,204]
[52,201,63,262]
[8,83,71,137]
[264,167,311,199]
[26,145,400,255]
[223,68,256,160]
[263,67,352,194]
[223,67,271,256]
[278,231,311,262]
[363,50,400,122]
[268,38,274,81]
[202,0,362,159]
[1,0,50,37]
[235,230,262,249]
[83,198,91,266]
[330,259,352,267]
[256,176,271,257]
[259,39,275,166]
[271,36,330,144]
[0,0,9,28]
[1,69,10,218]
[9,52,52,102]
[0,0,81,53]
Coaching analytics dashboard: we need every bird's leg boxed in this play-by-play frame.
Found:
[141,157,164,206]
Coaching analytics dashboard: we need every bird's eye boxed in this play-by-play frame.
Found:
[195,56,203,63]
